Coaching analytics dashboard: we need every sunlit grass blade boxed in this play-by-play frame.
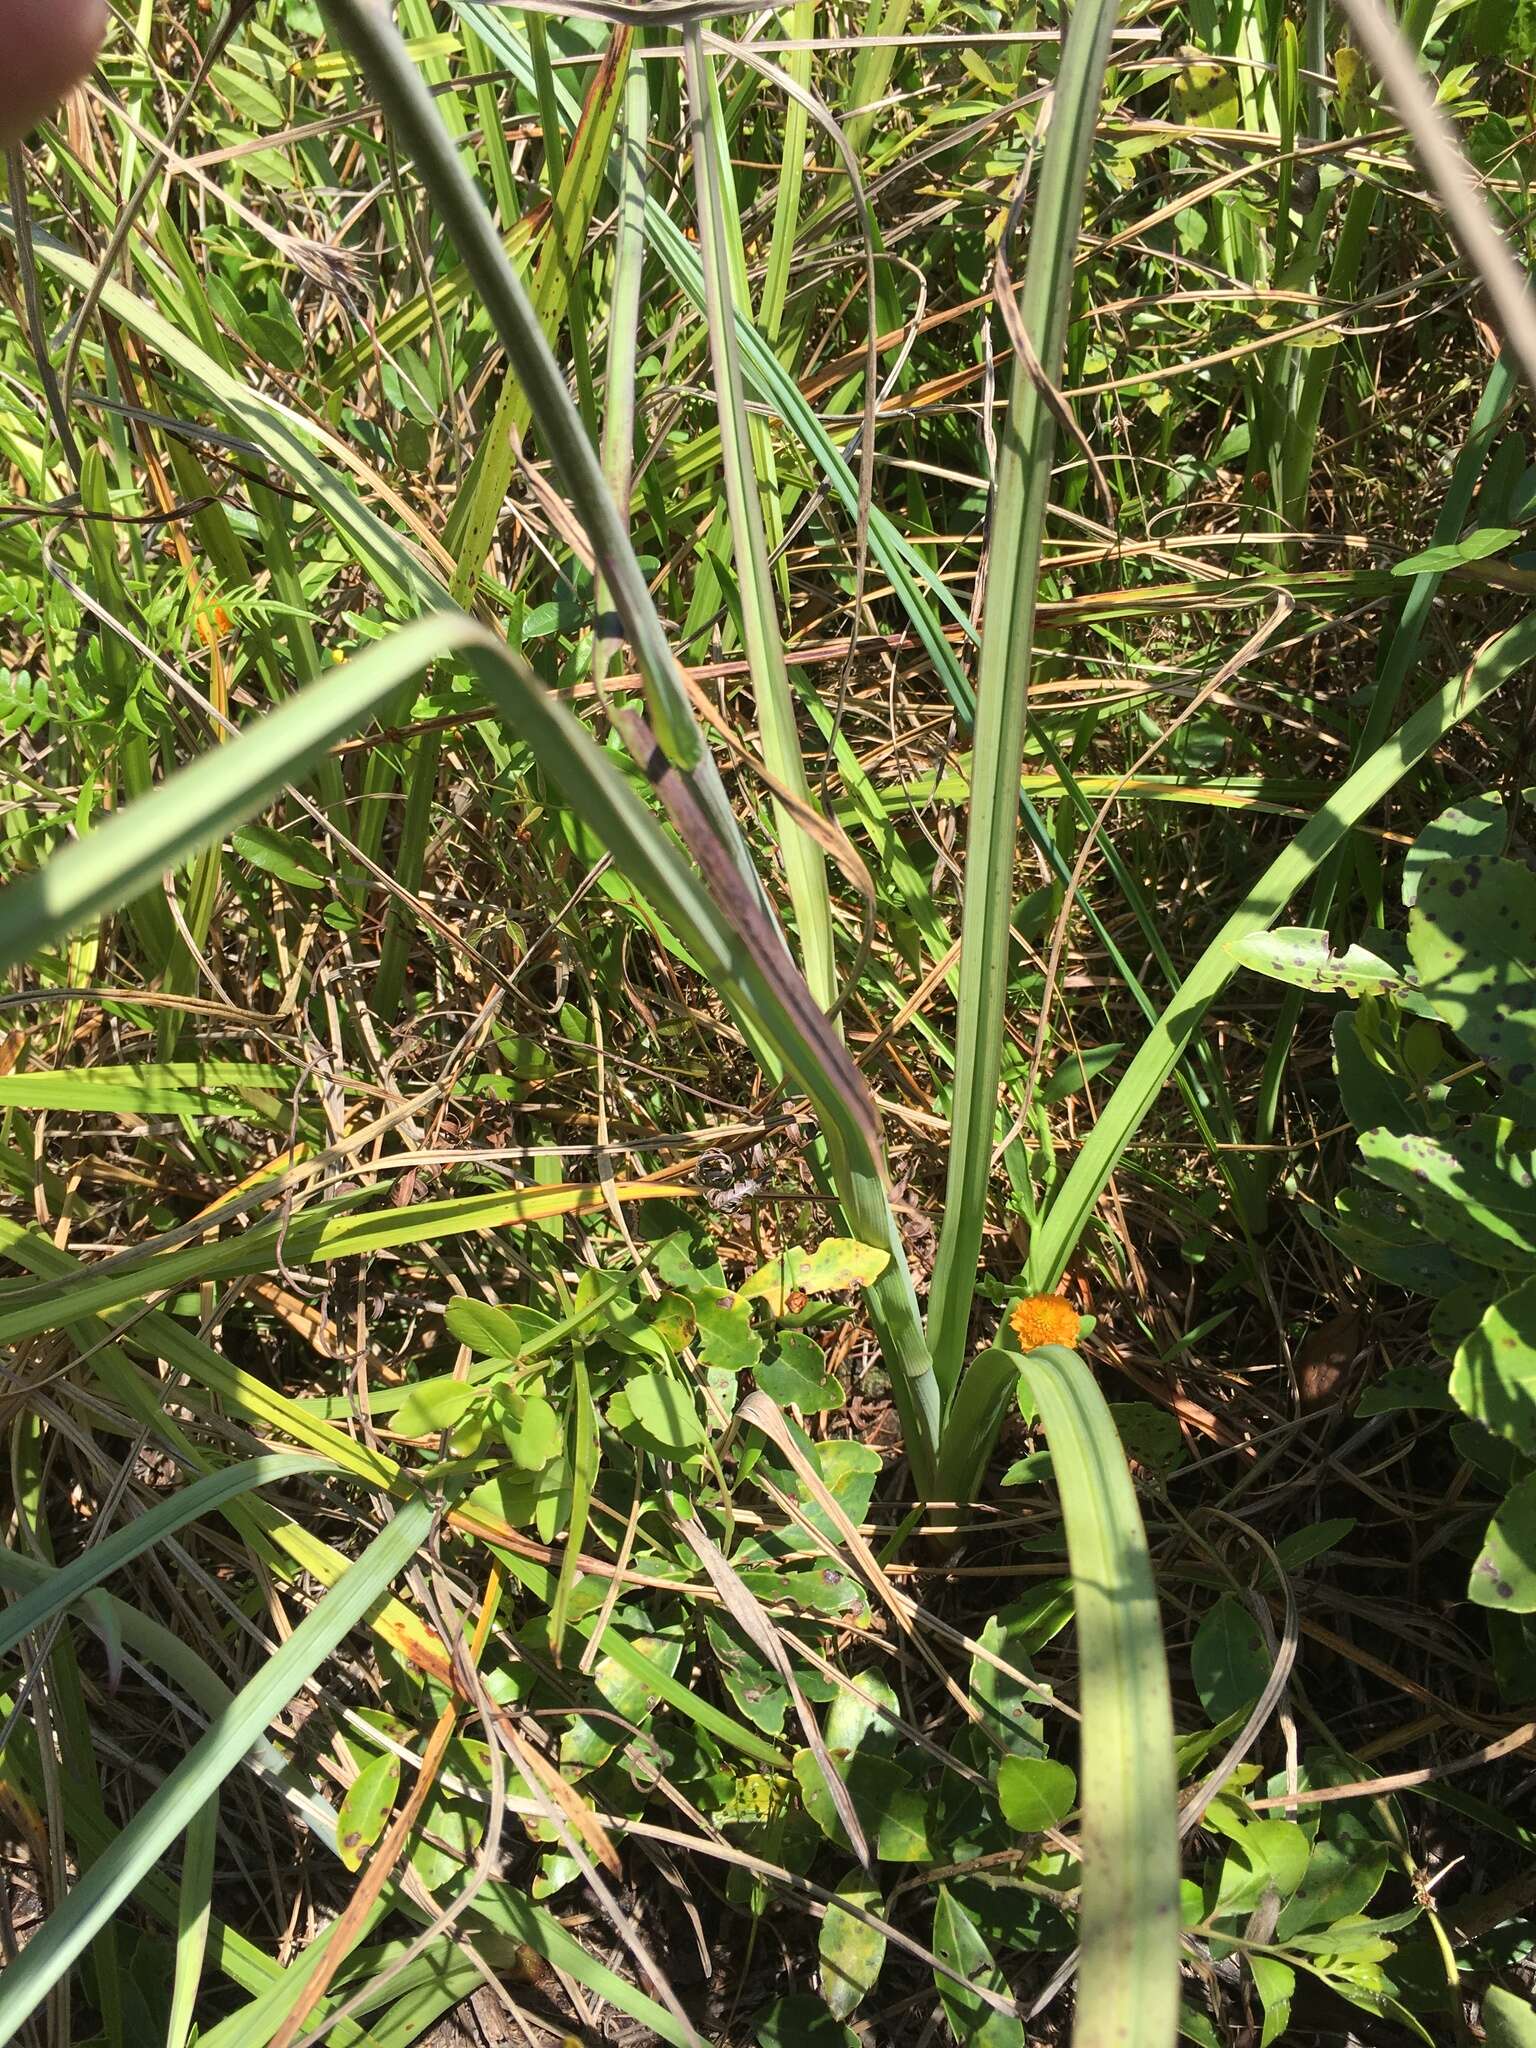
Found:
[684,24,837,1012]
[595,44,648,678]
[318,2,706,807]
[1028,606,1536,1291]
[373,24,628,1018]
[0,1491,435,2042]
[167,1796,217,2048]
[925,0,1122,1401]
[1018,1345,1178,2048]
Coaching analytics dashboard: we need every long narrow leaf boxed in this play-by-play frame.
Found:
[926,0,1122,1399]
[1019,1346,1178,2048]
[684,24,838,1012]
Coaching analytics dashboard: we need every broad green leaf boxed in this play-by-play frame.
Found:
[1211,1819,1310,1918]
[1170,53,1240,126]
[1109,1402,1186,1474]
[1452,1276,1536,1454]
[1274,1517,1358,1567]
[408,1789,482,1892]
[997,1755,1076,1832]
[615,1371,706,1454]
[1251,1956,1296,2048]
[739,1237,890,1314]
[1228,928,1411,997]
[692,1291,762,1372]
[755,1995,857,2048]
[818,1881,886,2021]
[969,1609,1048,1759]
[756,1334,843,1414]
[1485,1985,1536,2048]
[1041,1042,1124,1104]
[1356,1365,1457,1415]
[705,1616,789,1737]
[1333,1010,1419,1136]
[931,1887,1026,2048]
[443,1298,528,1356]
[337,1751,399,1871]
[1275,1841,1390,1940]
[824,1672,902,1760]
[231,822,329,891]
[766,1438,882,1547]
[1179,2007,1224,2048]
[1402,790,1511,907]
[1410,855,1536,1091]
[1360,1123,1536,1268]
[392,1377,481,1438]
[1311,1181,1487,1297]
[792,1751,931,1863]
[1333,41,1370,130]
[1191,1594,1270,1722]
[1469,1473,1536,1611]
[561,1631,685,1771]
[498,1393,562,1471]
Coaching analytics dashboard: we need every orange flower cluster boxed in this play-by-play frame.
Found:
[1009,1293,1082,1352]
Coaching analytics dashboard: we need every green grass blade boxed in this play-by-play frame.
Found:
[319,0,779,937]
[684,25,837,1012]
[166,1797,217,2048]
[1018,1345,1178,2048]
[440,25,628,587]
[1028,607,1536,1291]
[0,215,440,615]
[319,0,693,771]
[845,0,918,161]
[0,1455,334,1658]
[0,1492,435,2041]
[756,3,814,346]
[596,45,649,676]
[925,0,1122,1400]
[1250,351,1518,1152]
[373,24,629,1018]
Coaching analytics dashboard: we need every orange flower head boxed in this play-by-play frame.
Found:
[1009,1293,1082,1352]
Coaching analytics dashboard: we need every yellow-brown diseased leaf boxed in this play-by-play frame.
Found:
[1334,44,1368,132]
[739,1238,890,1315]
[1170,51,1239,127]
[819,1880,886,2021]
